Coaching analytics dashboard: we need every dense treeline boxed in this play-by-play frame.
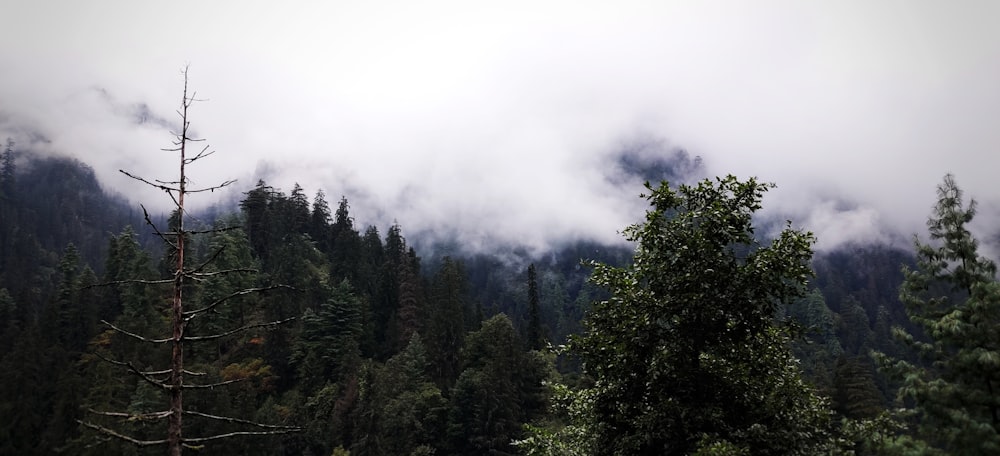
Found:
[1,144,997,454]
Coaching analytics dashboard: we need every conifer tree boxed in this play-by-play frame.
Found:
[447,314,549,455]
[876,174,1000,454]
[330,196,362,284]
[526,263,545,350]
[309,189,333,254]
[0,137,14,198]
[425,256,468,389]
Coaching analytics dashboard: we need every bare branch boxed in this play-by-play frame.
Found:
[139,204,179,251]
[83,278,174,290]
[142,368,207,377]
[181,430,301,444]
[171,225,240,235]
[184,317,296,342]
[188,268,258,278]
[186,180,237,194]
[77,420,169,447]
[87,409,173,421]
[184,410,300,429]
[120,169,179,193]
[93,352,170,390]
[182,378,244,389]
[185,144,214,163]
[184,285,294,316]
[101,320,172,344]
[187,246,227,275]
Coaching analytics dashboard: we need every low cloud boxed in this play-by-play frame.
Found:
[3,1,1000,255]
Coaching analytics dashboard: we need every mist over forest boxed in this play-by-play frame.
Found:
[2,132,998,453]
[4,1,1000,454]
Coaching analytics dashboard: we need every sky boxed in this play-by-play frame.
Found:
[2,1,1000,255]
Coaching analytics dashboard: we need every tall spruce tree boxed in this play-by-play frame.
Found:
[876,174,1000,454]
[1,137,14,198]
[425,256,468,390]
[526,263,545,351]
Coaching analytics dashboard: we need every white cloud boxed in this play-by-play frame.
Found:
[3,0,1000,253]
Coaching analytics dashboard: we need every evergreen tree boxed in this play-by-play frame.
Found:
[0,288,16,352]
[309,189,333,255]
[0,137,14,199]
[351,334,446,455]
[526,263,545,350]
[838,296,875,356]
[292,279,363,392]
[786,289,842,397]
[446,314,549,455]
[357,225,384,357]
[240,180,277,262]
[425,256,468,390]
[0,325,55,455]
[834,355,885,420]
[329,197,362,284]
[876,174,1000,454]
[571,176,834,455]
[287,183,311,235]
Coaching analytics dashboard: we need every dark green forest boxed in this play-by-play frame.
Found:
[1,131,998,455]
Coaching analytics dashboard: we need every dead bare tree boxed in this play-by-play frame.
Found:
[78,67,299,455]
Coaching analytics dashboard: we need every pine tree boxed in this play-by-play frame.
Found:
[287,183,310,234]
[425,256,468,389]
[309,189,333,255]
[876,174,1000,454]
[526,263,545,351]
[0,137,14,199]
[292,279,363,392]
[446,314,549,455]
[329,197,362,283]
[240,180,277,262]
[834,355,885,420]
[351,334,446,455]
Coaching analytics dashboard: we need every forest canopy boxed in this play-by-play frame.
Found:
[0,121,996,454]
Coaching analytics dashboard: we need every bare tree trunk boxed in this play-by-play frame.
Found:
[167,75,189,456]
[78,66,299,454]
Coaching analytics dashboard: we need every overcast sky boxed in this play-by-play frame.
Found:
[2,1,999,254]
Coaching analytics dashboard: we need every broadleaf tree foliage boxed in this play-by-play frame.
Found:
[876,174,1000,454]
[77,68,298,455]
[561,176,834,455]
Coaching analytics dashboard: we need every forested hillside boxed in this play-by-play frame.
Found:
[1,140,997,454]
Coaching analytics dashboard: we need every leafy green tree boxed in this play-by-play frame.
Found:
[876,174,1000,454]
[572,176,833,455]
